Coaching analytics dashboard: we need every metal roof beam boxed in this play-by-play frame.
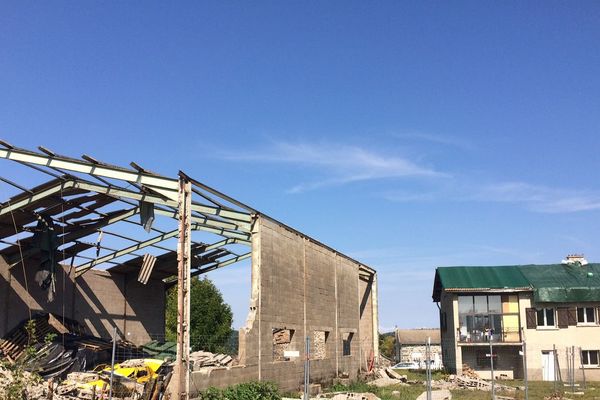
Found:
[193,252,251,276]
[0,180,77,217]
[0,147,179,191]
[153,207,251,232]
[190,223,251,241]
[75,229,179,276]
[72,181,252,223]
[5,207,140,267]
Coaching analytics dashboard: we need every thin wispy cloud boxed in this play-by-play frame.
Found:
[222,141,448,193]
[393,131,474,151]
[383,180,600,214]
[476,182,600,213]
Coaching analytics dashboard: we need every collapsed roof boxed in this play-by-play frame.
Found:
[0,141,373,284]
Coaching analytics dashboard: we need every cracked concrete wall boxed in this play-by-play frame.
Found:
[191,216,377,393]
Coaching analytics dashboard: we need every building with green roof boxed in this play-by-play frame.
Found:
[433,256,600,381]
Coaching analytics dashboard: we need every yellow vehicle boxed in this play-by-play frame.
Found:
[66,359,165,394]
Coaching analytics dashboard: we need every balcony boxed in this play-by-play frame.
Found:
[457,327,521,344]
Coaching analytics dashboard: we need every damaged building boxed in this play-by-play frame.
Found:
[0,142,379,396]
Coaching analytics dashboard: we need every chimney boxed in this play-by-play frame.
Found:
[562,254,588,265]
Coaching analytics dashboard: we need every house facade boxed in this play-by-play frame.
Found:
[395,328,443,370]
[433,256,600,381]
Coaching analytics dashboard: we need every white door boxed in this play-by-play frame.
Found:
[542,351,555,381]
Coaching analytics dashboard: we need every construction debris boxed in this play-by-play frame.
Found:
[0,315,180,399]
[461,364,480,379]
[367,367,408,387]
[429,370,517,394]
[1,314,146,381]
[189,350,234,369]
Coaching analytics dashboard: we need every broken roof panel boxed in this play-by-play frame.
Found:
[0,141,374,280]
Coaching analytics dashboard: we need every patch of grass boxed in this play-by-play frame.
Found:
[326,378,600,400]
[327,380,424,400]
[393,369,449,382]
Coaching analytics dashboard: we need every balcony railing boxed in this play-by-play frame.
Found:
[457,327,521,343]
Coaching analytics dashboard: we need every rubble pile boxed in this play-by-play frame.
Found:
[1,314,144,380]
[189,350,234,369]
[0,314,244,399]
[368,367,408,387]
[460,364,481,379]
[0,363,52,400]
[430,369,517,394]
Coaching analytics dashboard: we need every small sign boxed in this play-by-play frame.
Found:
[519,351,523,356]
[485,354,498,358]
[284,350,300,358]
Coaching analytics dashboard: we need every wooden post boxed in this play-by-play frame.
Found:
[176,175,192,400]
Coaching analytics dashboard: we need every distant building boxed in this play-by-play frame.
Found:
[395,328,442,369]
[432,255,600,380]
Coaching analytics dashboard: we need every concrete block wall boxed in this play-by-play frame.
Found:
[191,216,377,393]
[0,256,165,345]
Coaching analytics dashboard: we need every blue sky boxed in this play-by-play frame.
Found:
[1,2,600,331]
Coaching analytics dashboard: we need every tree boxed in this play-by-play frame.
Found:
[379,333,396,360]
[165,277,234,354]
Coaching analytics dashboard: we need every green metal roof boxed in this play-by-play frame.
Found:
[520,263,600,303]
[432,263,600,303]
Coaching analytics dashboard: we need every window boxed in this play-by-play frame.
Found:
[457,295,519,342]
[342,332,353,356]
[273,328,294,361]
[537,308,555,327]
[582,350,599,366]
[577,307,596,324]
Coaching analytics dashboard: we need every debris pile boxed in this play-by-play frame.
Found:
[0,362,46,399]
[430,367,517,395]
[189,350,234,369]
[368,367,408,387]
[1,314,146,380]
[54,358,172,400]
[460,364,480,379]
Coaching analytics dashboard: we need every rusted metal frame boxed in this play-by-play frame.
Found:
[176,174,192,400]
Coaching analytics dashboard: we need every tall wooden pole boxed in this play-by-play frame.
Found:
[176,175,192,400]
